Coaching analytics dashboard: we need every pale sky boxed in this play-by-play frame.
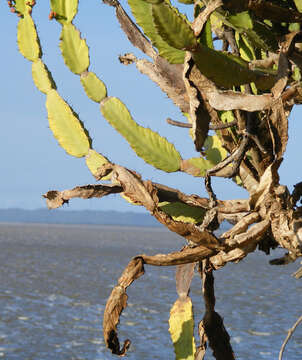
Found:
[1,1,301,212]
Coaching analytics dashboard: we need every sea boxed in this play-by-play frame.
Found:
[0,223,301,360]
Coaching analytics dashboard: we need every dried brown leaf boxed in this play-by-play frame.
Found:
[183,53,210,150]
[249,160,281,211]
[103,258,145,355]
[269,99,288,159]
[176,262,195,299]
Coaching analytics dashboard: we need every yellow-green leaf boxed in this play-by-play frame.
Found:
[46,90,90,157]
[169,297,196,360]
[15,0,27,15]
[294,0,302,12]
[17,15,41,62]
[101,97,182,172]
[60,23,89,74]
[85,149,111,180]
[204,135,227,165]
[50,0,78,24]
[159,201,205,224]
[80,72,107,103]
[32,59,55,94]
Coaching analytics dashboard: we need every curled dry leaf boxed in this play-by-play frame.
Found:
[249,160,281,211]
[183,52,210,151]
[211,219,270,268]
[176,262,195,299]
[269,99,288,159]
[103,257,145,355]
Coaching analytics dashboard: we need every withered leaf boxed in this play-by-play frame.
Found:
[183,53,210,151]
[103,258,145,355]
[175,262,195,299]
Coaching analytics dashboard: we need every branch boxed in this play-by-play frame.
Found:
[192,0,222,37]
[43,184,122,209]
[279,315,302,360]
[166,117,238,130]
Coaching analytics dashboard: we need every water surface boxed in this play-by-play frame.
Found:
[0,223,301,359]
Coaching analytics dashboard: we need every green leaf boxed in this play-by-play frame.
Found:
[192,44,276,89]
[152,2,198,51]
[32,59,56,94]
[200,19,214,49]
[128,0,185,63]
[169,298,196,360]
[235,32,255,62]
[181,157,214,177]
[204,135,227,165]
[292,65,301,81]
[100,97,182,172]
[221,10,278,51]
[46,90,90,157]
[85,149,111,180]
[177,0,194,3]
[50,0,78,24]
[227,11,253,29]
[17,15,41,62]
[244,22,278,52]
[80,72,107,103]
[158,201,205,223]
[60,23,89,75]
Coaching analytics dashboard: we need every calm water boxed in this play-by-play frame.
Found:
[0,223,301,359]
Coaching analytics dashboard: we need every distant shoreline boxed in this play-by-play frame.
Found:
[0,221,168,232]
[0,208,162,228]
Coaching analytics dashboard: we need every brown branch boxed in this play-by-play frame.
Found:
[279,315,302,360]
[192,0,222,37]
[43,184,122,209]
[138,245,215,266]
[166,117,238,130]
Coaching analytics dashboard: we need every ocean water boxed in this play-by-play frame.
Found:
[0,223,301,359]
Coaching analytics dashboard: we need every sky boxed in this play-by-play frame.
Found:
[1,1,302,213]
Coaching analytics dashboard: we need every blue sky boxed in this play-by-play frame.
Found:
[1,1,302,212]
